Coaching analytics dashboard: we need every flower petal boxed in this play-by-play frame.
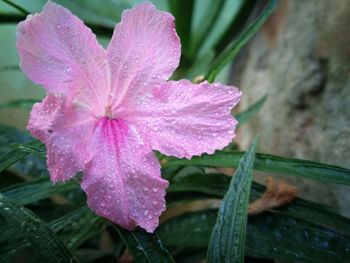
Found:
[107,2,180,113]
[127,80,242,158]
[28,94,97,182]
[16,2,109,116]
[81,118,168,232]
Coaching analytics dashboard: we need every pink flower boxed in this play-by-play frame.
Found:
[16,2,241,232]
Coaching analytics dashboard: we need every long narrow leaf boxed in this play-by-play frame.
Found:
[213,0,255,54]
[235,95,267,127]
[166,151,350,185]
[0,140,42,174]
[2,176,77,206]
[0,206,94,260]
[205,0,279,82]
[1,0,29,15]
[189,0,226,58]
[0,193,78,262]
[168,0,194,59]
[115,226,175,263]
[207,137,258,262]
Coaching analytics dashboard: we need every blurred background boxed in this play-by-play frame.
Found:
[0,0,349,229]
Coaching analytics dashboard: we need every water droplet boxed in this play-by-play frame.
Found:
[143,186,149,192]
[152,187,158,193]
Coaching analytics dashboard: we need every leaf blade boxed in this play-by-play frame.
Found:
[115,226,175,263]
[236,95,267,127]
[166,152,350,185]
[205,0,279,82]
[0,140,43,174]
[0,193,77,262]
[207,137,258,262]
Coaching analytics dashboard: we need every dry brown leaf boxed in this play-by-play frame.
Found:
[248,177,298,215]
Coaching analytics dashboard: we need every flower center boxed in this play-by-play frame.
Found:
[104,105,113,119]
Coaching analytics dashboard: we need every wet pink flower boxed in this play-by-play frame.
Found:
[16,2,241,232]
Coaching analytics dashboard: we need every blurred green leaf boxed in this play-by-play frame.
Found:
[1,0,29,15]
[213,0,255,54]
[189,0,225,59]
[207,137,258,263]
[168,0,194,50]
[116,226,175,263]
[205,0,279,82]
[0,0,129,29]
[158,209,350,262]
[166,151,350,185]
[0,99,38,110]
[0,193,77,262]
[235,95,267,127]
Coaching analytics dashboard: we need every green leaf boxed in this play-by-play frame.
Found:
[168,0,194,59]
[1,0,29,15]
[0,125,46,176]
[2,176,78,206]
[213,0,255,54]
[0,206,94,260]
[166,151,350,185]
[189,0,225,58]
[205,0,279,82]
[0,193,78,262]
[0,140,43,174]
[235,95,267,127]
[158,209,350,262]
[115,226,175,263]
[207,136,258,263]
[0,99,39,109]
[168,172,229,197]
[12,142,46,159]
[60,211,101,250]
